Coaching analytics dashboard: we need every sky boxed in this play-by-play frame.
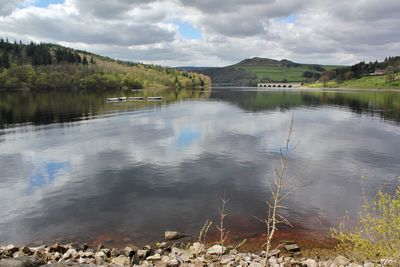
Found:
[0,0,400,67]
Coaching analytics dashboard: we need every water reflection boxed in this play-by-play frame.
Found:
[0,88,399,246]
[29,161,71,191]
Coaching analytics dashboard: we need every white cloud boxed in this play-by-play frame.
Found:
[0,0,399,66]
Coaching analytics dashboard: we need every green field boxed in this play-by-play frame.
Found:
[307,74,400,89]
[238,65,310,82]
[234,61,341,83]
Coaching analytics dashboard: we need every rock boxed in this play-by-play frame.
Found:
[167,259,179,267]
[319,260,332,267]
[268,249,281,258]
[154,261,168,267]
[206,245,226,255]
[0,256,45,267]
[101,248,111,258]
[19,246,31,255]
[284,244,300,253]
[334,256,350,266]
[269,256,278,265]
[48,244,67,254]
[249,262,263,267]
[329,264,339,267]
[229,249,238,255]
[94,255,105,265]
[6,245,19,254]
[189,242,205,256]
[136,249,149,259]
[143,245,151,251]
[147,254,162,261]
[124,246,136,257]
[303,259,318,267]
[349,263,363,267]
[44,264,96,267]
[82,251,94,258]
[364,262,374,267]
[111,255,130,266]
[110,248,121,257]
[158,242,168,249]
[94,251,107,260]
[220,255,236,265]
[164,231,188,241]
[96,243,103,251]
[62,248,78,260]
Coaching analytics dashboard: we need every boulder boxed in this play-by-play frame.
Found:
[164,231,188,241]
[189,242,205,256]
[268,249,280,258]
[19,247,31,255]
[0,256,45,267]
[42,264,96,267]
[111,255,130,266]
[284,244,300,253]
[48,244,67,254]
[334,255,350,266]
[302,258,318,267]
[110,248,121,257]
[136,249,149,259]
[167,259,179,267]
[147,254,162,261]
[206,245,226,255]
[6,245,19,255]
[62,248,78,260]
[124,246,136,258]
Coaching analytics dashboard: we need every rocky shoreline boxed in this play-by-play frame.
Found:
[0,231,373,267]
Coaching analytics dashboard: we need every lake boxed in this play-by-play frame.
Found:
[0,88,399,248]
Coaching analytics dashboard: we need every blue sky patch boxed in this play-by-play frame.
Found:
[176,21,202,40]
[31,0,64,8]
[286,15,297,23]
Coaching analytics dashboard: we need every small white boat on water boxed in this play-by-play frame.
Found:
[147,96,162,101]
[106,97,119,102]
[128,97,144,101]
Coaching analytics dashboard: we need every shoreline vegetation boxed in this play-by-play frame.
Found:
[0,38,211,92]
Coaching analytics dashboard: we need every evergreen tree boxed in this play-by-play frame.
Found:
[82,55,88,65]
[74,51,81,63]
[1,50,10,69]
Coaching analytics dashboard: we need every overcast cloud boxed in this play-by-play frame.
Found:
[0,0,399,66]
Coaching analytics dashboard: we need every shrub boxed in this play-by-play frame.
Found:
[332,180,400,264]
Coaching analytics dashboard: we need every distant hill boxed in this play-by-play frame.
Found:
[0,38,210,91]
[179,57,342,86]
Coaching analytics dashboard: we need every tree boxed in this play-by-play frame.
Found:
[1,50,10,69]
[82,55,88,66]
[385,66,395,83]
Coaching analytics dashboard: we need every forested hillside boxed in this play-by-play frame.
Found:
[0,38,210,91]
[311,56,400,88]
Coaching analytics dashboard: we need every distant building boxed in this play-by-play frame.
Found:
[370,69,386,76]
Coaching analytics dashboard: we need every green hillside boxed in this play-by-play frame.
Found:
[0,38,210,91]
[186,57,342,86]
[307,56,400,89]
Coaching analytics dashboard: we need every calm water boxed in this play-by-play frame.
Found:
[0,88,399,246]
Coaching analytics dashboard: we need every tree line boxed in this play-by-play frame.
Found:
[0,38,210,91]
[318,56,400,84]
